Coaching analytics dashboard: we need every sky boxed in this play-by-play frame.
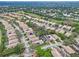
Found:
[0,0,79,1]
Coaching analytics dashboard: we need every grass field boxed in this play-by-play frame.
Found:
[17,11,43,19]
[25,13,43,19]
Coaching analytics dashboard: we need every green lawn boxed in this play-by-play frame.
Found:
[17,11,44,19]
[0,30,2,44]
[0,22,7,55]
[35,46,52,57]
[72,21,79,33]
[49,19,64,24]
[25,12,43,19]
[1,43,24,57]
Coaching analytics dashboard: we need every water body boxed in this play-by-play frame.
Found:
[0,1,79,8]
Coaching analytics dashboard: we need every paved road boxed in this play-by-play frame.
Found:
[12,23,32,57]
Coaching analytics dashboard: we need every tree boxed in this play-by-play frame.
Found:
[36,46,52,57]
[47,29,55,34]
[43,49,52,57]
[14,43,24,54]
